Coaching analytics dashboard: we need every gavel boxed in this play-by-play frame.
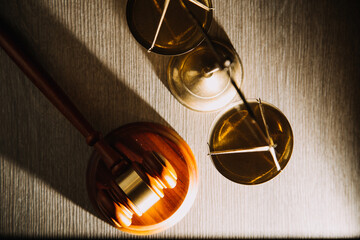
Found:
[0,23,197,235]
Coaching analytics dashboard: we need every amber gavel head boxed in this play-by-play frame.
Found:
[109,151,177,227]
[86,122,198,235]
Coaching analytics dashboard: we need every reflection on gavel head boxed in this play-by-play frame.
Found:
[87,122,198,235]
[111,151,177,227]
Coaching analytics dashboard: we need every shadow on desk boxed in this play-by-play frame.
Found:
[0,0,167,221]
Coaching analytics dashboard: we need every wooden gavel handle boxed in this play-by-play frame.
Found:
[0,23,119,170]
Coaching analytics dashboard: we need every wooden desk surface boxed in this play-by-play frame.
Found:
[1,0,359,238]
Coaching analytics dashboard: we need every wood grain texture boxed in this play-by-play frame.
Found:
[0,0,359,238]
